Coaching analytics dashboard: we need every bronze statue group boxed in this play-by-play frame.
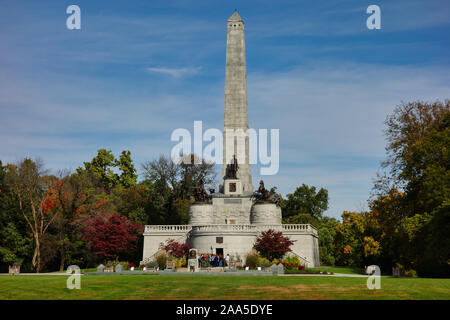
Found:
[193,155,281,206]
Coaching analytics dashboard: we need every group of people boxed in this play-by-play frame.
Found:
[198,253,230,268]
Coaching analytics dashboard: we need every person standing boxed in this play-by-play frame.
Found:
[225,254,230,268]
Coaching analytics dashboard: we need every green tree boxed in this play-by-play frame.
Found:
[283,213,319,227]
[370,100,450,276]
[282,184,328,220]
[317,217,339,266]
[117,150,137,188]
[77,149,138,192]
[0,161,33,270]
[417,202,450,277]
[78,149,119,192]
[379,100,449,214]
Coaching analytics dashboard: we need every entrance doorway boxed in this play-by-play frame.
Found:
[216,248,223,256]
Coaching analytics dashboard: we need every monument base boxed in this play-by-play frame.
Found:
[143,224,320,267]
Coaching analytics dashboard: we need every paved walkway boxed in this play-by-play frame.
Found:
[0,273,82,276]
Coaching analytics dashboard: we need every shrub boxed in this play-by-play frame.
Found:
[118,261,129,270]
[105,260,129,270]
[257,257,271,268]
[159,239,190,258]
[145,260,158,268]
[404,269,418,278]
[245,251,260,268]
[172,256,187,268]
[253,229,295,261]
[156,251,168,270]
[282,256,302,271]
[282,256,301,266]
[271,258,280,265]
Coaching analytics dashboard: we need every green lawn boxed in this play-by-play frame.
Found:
[0,274,449,300]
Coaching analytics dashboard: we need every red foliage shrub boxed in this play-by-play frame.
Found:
[159,239,190,258]
[253,229,295,261]
[83,213,143,261]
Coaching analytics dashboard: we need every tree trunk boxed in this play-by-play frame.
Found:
[59,244,65,272]
[34,234,41,273]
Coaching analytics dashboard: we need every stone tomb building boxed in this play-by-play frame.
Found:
[142,11,320,267]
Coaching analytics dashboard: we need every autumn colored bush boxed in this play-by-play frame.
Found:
[159,239,190,258]
[156,251,168,270]
[82,213,143,261]
[253,229,295,261]
[257,257,271,268]
[282,256,302,270]
[245,250,260,268]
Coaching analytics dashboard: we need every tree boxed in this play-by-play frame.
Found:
[77,149,138,192]
[78,149,118,192]
[47,172,92,271]
[417,202,450,277]
[283,213,319,227]
[377,100,449,214]
[317,217,339,266]
[253,229,295,261]
[0,222,32,267]
[370,100,450,276]
[282,184,328,220]
[0,161,32,268]
[82,213,143,261]
[142,154,216,200]
[6,159,58,272]
[142,154,216,224]
[117,150,137,188]
[159,239,190,258]
[334,211,366,267]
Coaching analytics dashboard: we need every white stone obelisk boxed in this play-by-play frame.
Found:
[220,11,253,195]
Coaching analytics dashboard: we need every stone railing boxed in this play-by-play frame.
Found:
[191,224,256,232]
[282,224,316,231]
[144,224,316,234]
[191,224,315,233]
[144,225,192,233]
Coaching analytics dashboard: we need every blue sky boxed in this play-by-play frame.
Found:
[1,0,449,219]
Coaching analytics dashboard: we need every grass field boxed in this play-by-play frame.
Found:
[0,274,449,300]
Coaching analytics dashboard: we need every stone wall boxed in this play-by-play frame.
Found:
[211,196,253,224]
[250,203,282,225]
[142,225,191,263]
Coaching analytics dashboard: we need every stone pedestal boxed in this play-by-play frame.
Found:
[250,202,282,225]
[189,203,214,225]
[224,179,243,195]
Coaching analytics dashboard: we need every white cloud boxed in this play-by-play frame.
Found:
[146,66,201,78]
